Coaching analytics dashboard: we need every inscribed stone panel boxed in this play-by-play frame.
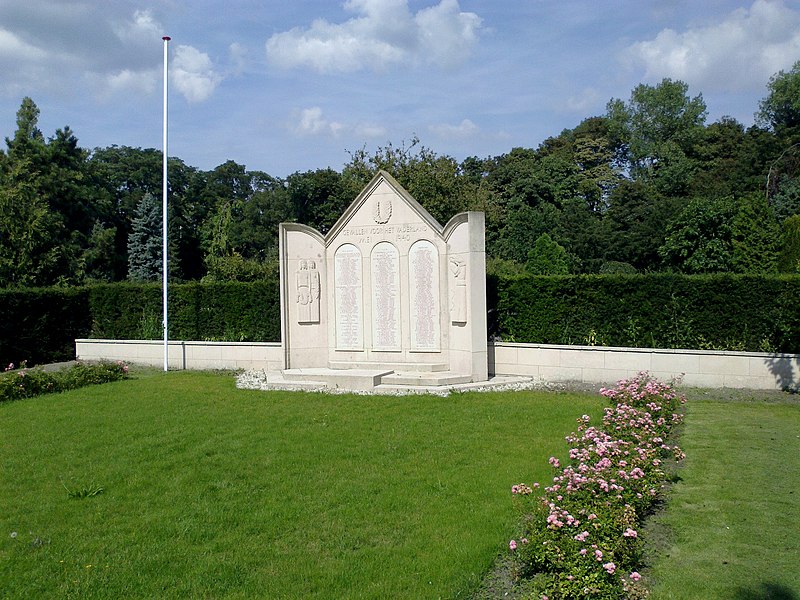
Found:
[334,244,363,350]
[370,242,401,351]
[409,239,440,351]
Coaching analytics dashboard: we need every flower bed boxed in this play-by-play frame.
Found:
[509,372,686,599]
[0,361,129,402]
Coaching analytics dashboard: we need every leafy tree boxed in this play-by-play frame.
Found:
[83,221,118,282]
[757,60,800,133]
[659,197,736,273]
[731,194,779,273]
[607,79,707,195]
[772,176,800,220]
[777,215,800,273]
[341,137,472,225]
[525,233,570,275]
[0,157,69,287]
[127,193,162,281]
[603,180,677,270]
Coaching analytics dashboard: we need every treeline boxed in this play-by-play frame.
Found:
[2,62,800,288]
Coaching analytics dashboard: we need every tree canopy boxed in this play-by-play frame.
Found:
[0,70,797,288]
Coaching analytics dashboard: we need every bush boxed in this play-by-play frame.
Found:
[509,373,686,599]
[88,279,281,342]
[0,286,92,368]
[492,273,800,352]
[0,361,129,403]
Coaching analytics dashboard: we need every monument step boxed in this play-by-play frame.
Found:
[379,371,474,387]
[282,368,394,391]
[328,361,448,372]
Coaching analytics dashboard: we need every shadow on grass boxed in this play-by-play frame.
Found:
[733,583,798,600]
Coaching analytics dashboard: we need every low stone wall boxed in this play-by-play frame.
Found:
[489,342,800,390]
[75,339,800,390]
[75,339,283,372]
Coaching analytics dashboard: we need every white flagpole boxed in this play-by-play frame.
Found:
[162,35,170,372]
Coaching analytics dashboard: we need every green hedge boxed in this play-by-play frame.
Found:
[2,274,799,367]
[491,273,800,353]
[88,280,281,342]
[0,287,92,368]
[0,279,282,367]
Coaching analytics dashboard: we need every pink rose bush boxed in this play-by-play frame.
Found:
[509,372,686,599]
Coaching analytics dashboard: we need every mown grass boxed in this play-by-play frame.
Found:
[647,394,800,600]
[0,371,604,599]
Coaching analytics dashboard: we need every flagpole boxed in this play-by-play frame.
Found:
[162,35,170,372]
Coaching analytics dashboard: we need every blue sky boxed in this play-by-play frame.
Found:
[1,0,799,176]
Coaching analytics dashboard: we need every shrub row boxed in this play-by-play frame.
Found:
[0,279,281,367]
[491,273,800,353]
[0,286,93,367]
[88,280,281,343]
[0,361,129,402]
[509,372,686,598]
[1,273,798,367]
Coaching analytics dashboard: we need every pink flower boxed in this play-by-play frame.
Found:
[594,549,603,561]
[580,548,587,555]
[509,540,517,551]
[603,562,616,574]
[630,571,642,581]
[623,528,638,538]
[521,538,529,545]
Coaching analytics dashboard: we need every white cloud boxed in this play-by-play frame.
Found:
[293,107,344,136]
[0,28,48,61]
[266,0,481,73]
[565,87,602,113]
[113,9,162,47]
[106,68,159,96]
[624,0,800,92]
[171,45,223,103]
[429,118,478,139]
[355,123,388,138]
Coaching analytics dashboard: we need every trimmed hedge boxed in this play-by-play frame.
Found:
[0,286,92,368]
[491,273,800,353]
[89,280,281,343]
[2,274,799,367]
[0,279,281,367]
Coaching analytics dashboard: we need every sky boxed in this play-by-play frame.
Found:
[1,0,799,177]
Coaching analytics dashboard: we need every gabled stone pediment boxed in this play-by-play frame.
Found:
[325,170,443,244]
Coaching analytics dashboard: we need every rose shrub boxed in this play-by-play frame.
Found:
[509,372,686,599]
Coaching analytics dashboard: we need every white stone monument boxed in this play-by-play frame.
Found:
[278,170,487,389]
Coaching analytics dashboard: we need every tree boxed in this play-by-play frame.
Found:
[607,79,707,195]
[731,194,779,273]
[659,197,736,273]
[127,193,162,281]
[0,157,68,287]
[525,233,570,275]
[777,215,800,273]
[757,60,800,133]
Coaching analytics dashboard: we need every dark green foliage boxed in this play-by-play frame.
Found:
[0,286,92,367]
[778,215,800,273]
[492,274,800,352]
[0,360,128,403]
[525,233,570,275]
[88,279,281,342]
[127,192,162,281]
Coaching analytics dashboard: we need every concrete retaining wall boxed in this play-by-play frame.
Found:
[489,342,800,390]
[75,339,283,372]
[75,339,800,390]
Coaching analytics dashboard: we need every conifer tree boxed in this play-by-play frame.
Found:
[127,193,162,281]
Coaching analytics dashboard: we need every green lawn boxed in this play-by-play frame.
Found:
[0,371,604,599]
[647,394,800,600]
